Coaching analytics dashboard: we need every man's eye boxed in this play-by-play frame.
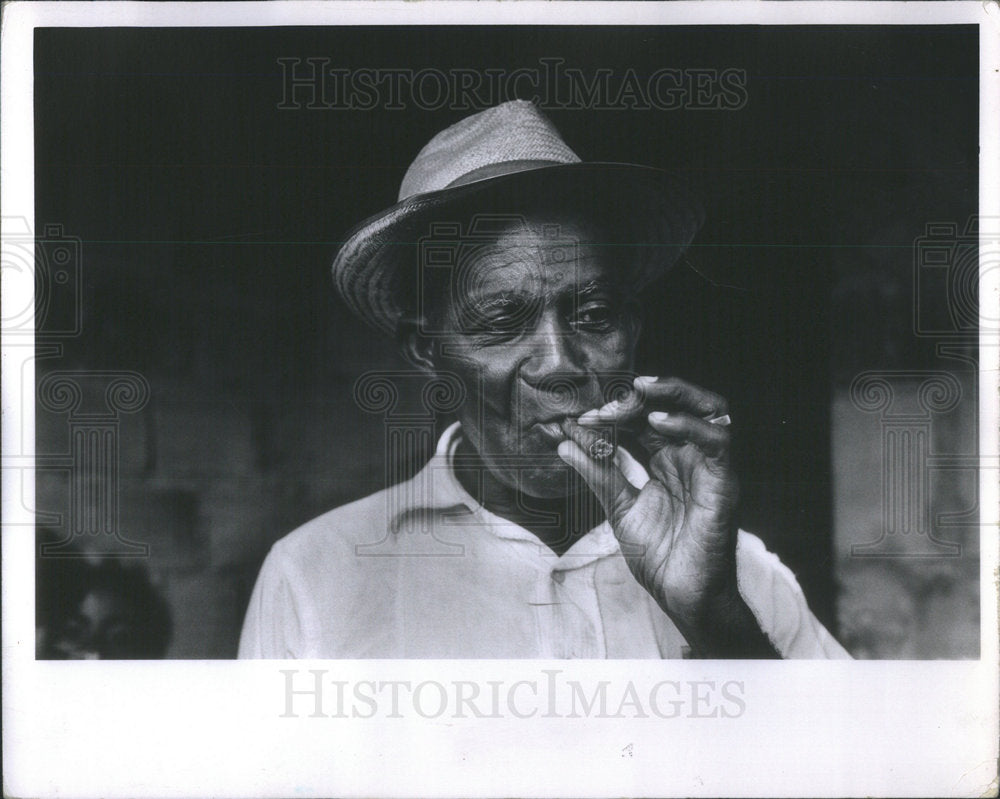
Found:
[460,301,539,338]
[481,314,523,332]
[573,304,617,330]
[459,311,524,336]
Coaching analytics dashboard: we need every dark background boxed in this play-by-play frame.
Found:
[33,25,978,657]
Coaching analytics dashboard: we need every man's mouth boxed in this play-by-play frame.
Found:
[531,416,580,444]
[533,420,568,444]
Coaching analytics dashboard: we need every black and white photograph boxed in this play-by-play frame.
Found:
[3,2,998,797]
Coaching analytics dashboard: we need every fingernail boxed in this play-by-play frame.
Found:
[577,410,600,424]
[648,411,670,423]
[634,375,658,384]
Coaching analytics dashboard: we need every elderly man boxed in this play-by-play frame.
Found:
[239,100,848,659]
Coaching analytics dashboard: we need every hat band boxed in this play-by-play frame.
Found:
[444,159,568,189]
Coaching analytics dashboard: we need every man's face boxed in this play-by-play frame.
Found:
[428,221,640,498]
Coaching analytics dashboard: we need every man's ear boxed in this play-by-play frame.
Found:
[398,319,436,374]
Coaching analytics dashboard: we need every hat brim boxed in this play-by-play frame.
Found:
[331,162,704,335]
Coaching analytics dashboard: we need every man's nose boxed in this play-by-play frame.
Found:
[518,313,588,388]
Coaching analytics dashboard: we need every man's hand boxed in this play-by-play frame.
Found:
[557,375,778,658]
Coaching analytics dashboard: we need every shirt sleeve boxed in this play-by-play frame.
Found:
[735,531,851,659]
[238,544,303,659]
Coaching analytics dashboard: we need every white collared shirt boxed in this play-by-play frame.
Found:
[239,422,849,659]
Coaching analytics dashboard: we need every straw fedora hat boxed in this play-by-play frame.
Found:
[331,100,704,335]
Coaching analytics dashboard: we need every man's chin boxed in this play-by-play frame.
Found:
[509,462,584,499]
[471,435,585,497]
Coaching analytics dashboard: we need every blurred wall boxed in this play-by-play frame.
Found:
[36,362,399,657]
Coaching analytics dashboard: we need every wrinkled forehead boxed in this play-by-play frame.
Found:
[453,220,626,302]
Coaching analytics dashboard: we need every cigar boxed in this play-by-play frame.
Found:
[561,417,617,461]
[587,438,615,460]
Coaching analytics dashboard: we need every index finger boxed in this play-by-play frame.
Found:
[577,375,727,426]
[632,375,728,418]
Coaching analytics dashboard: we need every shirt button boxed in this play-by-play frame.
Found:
[551,570,566,584]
